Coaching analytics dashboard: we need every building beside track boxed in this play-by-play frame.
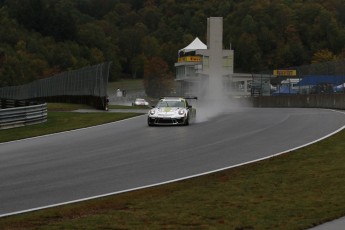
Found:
[174,17,271,97]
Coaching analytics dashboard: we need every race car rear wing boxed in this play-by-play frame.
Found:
[161,96,198,100]
[184,96,198,100]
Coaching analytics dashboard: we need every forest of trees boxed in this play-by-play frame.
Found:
[1,0,345,87]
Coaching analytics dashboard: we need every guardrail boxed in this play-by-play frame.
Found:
[0,101,47,130]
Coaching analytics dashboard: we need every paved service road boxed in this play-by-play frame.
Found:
[309,216,345,230]
[1,108,344,220]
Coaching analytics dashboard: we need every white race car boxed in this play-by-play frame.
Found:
[147,97,197,126]
[132,98,149,106]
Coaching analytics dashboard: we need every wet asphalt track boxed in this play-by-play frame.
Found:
[1,108,345,226]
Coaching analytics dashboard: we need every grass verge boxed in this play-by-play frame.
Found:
[0,105,344,229]
[46,103,95,111]
[108,104,150,109]
[107,79,144,93]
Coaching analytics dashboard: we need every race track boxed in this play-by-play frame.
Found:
[1,107,344,217]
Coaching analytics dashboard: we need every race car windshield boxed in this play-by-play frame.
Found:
[157,100,185,108]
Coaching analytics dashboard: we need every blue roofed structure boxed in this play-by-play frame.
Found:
[272,85,298,95]
[297,75,345,86]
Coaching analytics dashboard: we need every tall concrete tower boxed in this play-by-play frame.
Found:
[174,17,234,97]
[197,17,233,99]
[198,17,233,76]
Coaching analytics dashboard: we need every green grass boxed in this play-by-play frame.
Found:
[47,103,94,111]
[0,104,344,229]
[108,104,150,109]
[107,79,144,93]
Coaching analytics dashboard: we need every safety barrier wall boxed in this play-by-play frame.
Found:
[0,102,47,130]
[248,94,345,109]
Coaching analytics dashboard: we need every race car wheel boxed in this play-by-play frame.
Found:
[148,118,153,126]
[184,115,189,126]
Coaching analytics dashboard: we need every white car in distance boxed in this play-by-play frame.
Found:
[132,98,149,106]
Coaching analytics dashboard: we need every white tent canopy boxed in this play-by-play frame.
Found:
[179,37,207,53]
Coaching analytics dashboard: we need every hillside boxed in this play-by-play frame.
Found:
[1,0,345,87]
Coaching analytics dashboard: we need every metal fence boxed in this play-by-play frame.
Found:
[0,62,111,101]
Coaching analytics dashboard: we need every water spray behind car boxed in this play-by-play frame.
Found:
[195,73,231,122]
[194,69,246,123]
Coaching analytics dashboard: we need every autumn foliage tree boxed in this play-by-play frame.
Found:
[2,0,345,87]
[143,57,174,98]
[311,49,337,63]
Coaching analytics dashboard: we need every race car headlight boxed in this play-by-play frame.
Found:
[178,109,185,115]
[149,110,156,115]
